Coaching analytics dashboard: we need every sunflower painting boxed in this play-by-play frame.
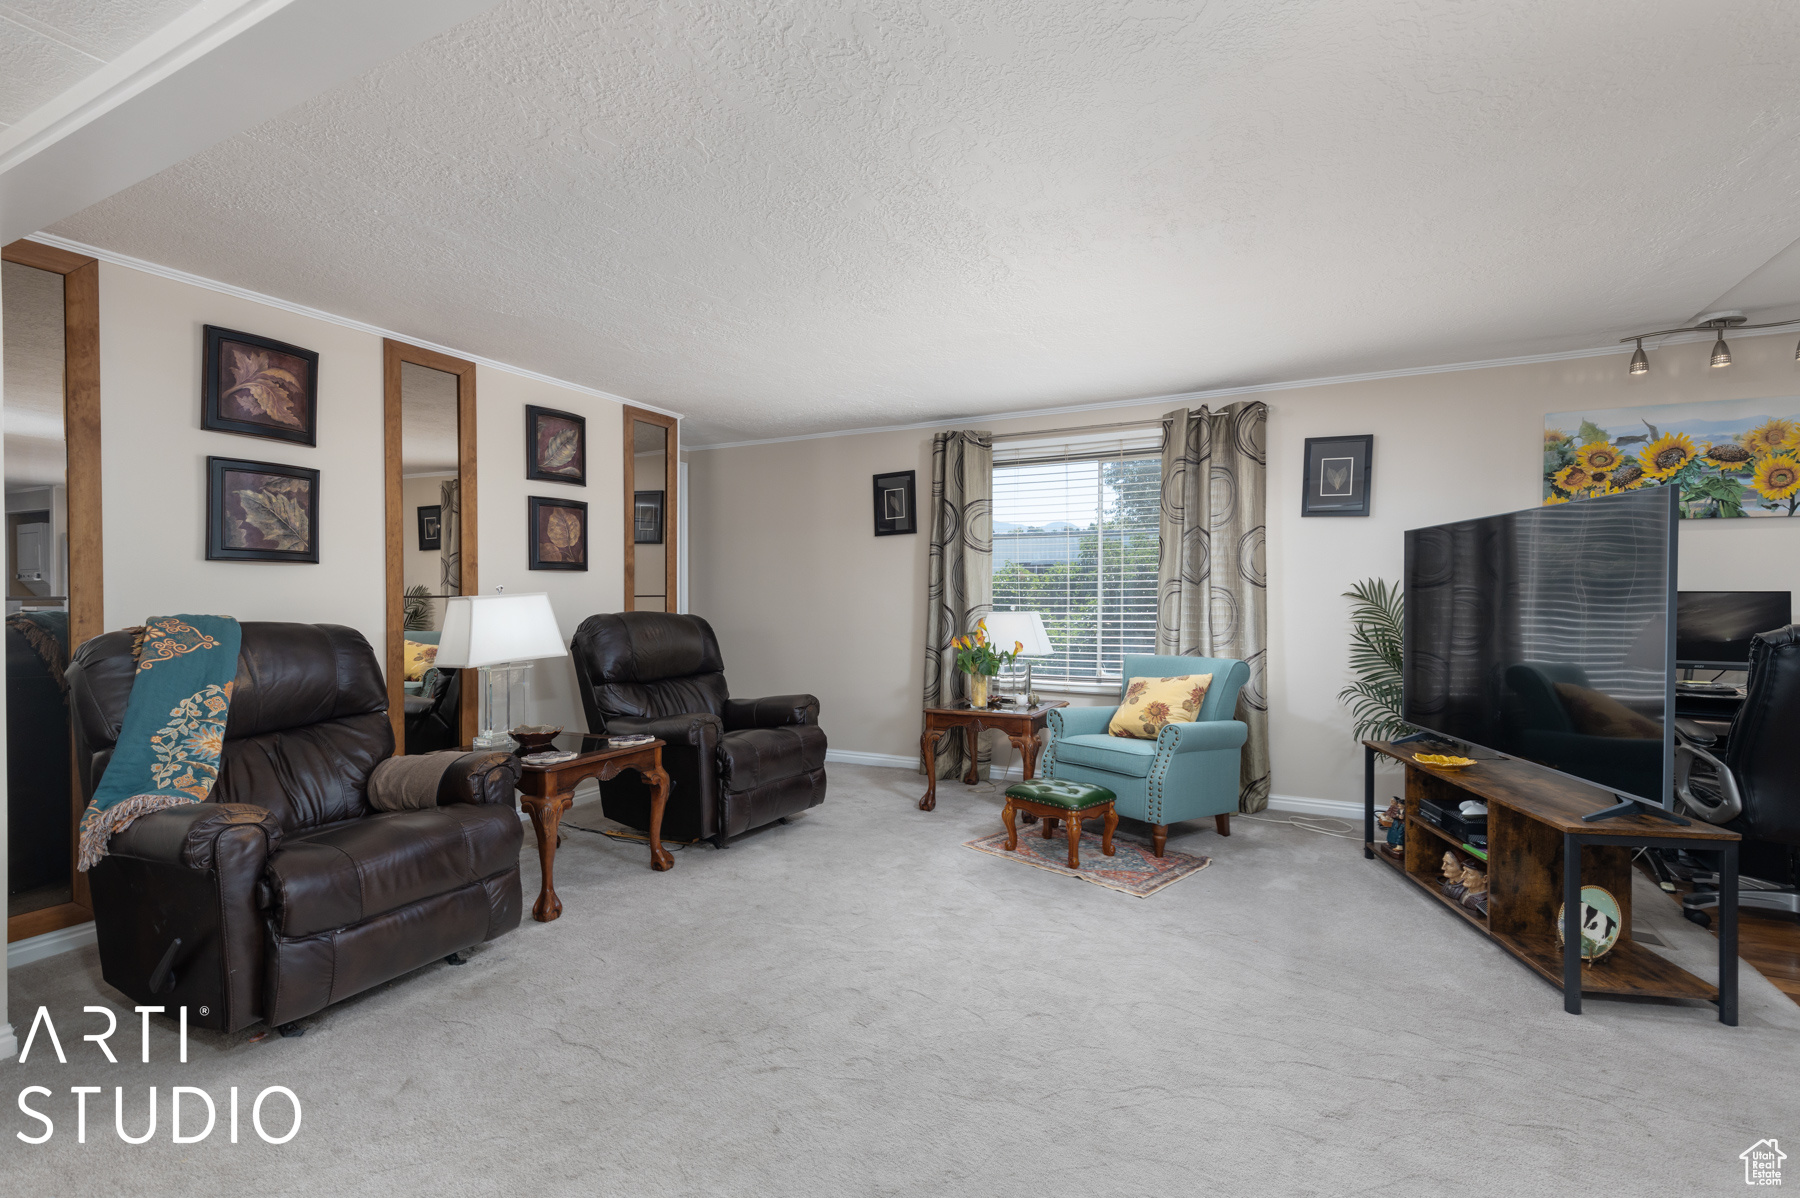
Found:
[1545,396,1800,518]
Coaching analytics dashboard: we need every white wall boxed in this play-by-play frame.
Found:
[689,335,1800,805]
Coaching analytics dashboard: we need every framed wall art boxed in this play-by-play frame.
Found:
[529,496,588,570]
[206,456,320,563]
[525,404,586,485]
[1301,435,1372,517]
[417,504,442,550]
[633,490,665,544]
[873,470,917,535]
[201,325,319,446]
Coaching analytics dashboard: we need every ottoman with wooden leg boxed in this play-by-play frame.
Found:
[1002,779,1117,869]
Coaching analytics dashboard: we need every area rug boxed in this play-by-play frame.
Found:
[963,828,1211,897]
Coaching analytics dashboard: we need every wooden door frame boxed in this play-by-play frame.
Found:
[4,238,102,943]
[622,406,678,611]
[383,340,478,752]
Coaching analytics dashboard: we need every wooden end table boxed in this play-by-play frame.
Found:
[512,733,671,922]
[918,701,1068,812]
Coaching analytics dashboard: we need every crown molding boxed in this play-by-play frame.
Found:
[689,324,1800,451]
[23,234,685,422]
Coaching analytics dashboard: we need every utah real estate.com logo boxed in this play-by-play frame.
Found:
[1742,1139,1785,1187]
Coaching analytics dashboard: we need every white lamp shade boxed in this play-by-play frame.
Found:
[981,611,1052,657]
[434,593,568,668]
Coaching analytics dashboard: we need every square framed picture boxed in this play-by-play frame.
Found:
[873,470,917,536]
[529,496,588,570]
[417,504,442,551]
[1301,435,1373,517]
[201,325,319,446]
[633,490,665,544]
[525,404,586,485]
[206,456,320,562]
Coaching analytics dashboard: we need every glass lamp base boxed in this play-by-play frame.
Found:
[475,662,534,752]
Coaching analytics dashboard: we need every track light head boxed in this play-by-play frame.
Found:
[1629,339,1649,375]
[1711,330,1732,368]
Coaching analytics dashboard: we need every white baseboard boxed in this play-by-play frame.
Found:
[826,750,1362,807]
[7,921,97,970]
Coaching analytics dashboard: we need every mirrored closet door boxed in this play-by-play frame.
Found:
[384,341,477,753]
[4,240,101,943]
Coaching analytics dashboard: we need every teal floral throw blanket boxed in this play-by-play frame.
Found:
[77,615,241,870]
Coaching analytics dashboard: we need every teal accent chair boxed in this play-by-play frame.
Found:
[1044,654,1249,857]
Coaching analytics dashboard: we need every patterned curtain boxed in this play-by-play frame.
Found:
[922,430,994,779]
[1156,401,1270,811]
[440,478,461,596]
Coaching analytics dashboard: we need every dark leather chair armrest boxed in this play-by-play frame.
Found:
[607,711,724,752]
[436,751,524,806]
[106,802,282,870]
[723,694,820,731]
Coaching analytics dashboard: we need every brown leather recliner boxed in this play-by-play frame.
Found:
[571,613,826,845]
[67,622,523,1033]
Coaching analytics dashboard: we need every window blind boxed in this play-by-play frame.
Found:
[991,431,1163,685]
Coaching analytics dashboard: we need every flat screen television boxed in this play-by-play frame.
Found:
[1402,487,1677,816]
[1675,590,1792,668]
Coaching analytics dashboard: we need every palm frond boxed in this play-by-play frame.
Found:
[1337,578,1413,742]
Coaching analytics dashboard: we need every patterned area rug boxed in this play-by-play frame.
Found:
[963,827,1211,897]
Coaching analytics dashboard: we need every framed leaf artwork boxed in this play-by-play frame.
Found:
[529,496,588,570]
[417,504,442,551]
[525,404,586,485]
[206,457,320,563]
[1301,435,1372,517]
[634,490,664,544]
[201,325,319,446]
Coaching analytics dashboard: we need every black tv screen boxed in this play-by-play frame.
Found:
[1676,591,1792,667]
[1402,487,1677,808]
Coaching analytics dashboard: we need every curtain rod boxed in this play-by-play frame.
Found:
[989,417,1164,443]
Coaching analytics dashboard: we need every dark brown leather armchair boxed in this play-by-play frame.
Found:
[67,622,523,1034]
[571,613,825,845]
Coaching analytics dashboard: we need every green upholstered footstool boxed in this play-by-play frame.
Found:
[1002,779,1117,869]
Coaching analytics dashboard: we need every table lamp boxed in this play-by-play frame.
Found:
[980,611,1053,706]
[434,590,568,750]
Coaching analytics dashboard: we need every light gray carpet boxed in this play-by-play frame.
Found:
[6,764,1793,1196]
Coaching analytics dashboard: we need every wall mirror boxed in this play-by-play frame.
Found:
[4,240,101,944]
[384,341,476,753]
[624,406,677,611]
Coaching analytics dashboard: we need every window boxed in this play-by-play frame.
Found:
[991,432,1162,686]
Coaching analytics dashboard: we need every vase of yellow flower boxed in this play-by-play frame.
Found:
[951,619,1024,708]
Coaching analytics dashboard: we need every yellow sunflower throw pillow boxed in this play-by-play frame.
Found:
[402,639,439,682]
[1108,674,1214,740]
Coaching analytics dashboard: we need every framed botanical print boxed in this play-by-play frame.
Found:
[201,325,319,446]
[873,470,916,535]
[525,404,586,485]
[633,490,665,544]
[529,496,588,570]
[206,456,320,562]
[1301,435,1373,517]
[417,504,442,551]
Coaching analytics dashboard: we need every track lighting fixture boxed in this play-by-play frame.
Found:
[1620,312,1800,376]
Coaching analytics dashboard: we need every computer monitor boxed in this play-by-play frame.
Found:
[1676,591,1792,669]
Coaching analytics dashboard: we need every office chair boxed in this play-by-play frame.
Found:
[1674,624,1800,925]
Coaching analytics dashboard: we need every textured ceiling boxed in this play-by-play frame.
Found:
[0,0,200,125]
[400,359,459,473]
[2,259,66,489]
[45,0,1800,445]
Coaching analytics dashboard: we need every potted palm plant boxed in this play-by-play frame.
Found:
[951,619,1024,708]
[1337,578,1413,742]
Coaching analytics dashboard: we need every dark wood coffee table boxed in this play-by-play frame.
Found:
[918,701,1067,811]
[512,732,670,922]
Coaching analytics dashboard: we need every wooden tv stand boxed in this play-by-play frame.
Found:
[1361,740,1742,1024]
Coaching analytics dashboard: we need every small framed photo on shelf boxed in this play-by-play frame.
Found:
[417,504,442,551]
[633,490,665,544]
[1301,435,1373,517]
[529,496,588,570]
[206,456,320,563]
[201,325,319,446]
[873,470,917,536]
[525,404,586,485]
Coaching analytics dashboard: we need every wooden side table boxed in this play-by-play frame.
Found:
[918,701,1068,811]
[513,733,671,922]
